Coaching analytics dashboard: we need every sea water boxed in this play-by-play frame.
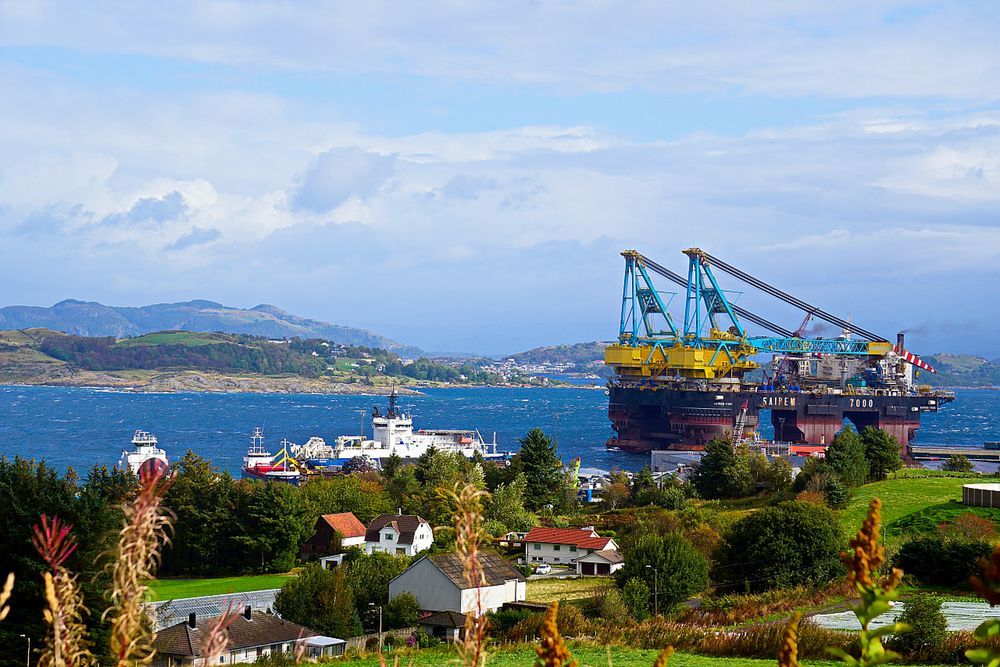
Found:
[0,385,996,476]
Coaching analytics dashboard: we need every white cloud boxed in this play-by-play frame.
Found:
[291,148,395,212]
[1,2,999,99]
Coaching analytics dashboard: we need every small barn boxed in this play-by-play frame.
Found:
[389,552,526,616]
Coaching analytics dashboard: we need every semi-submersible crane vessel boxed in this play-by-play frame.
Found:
[605,248,954,454]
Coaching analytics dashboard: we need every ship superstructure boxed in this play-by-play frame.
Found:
[119,429,169,476]
[288,389,508,463]
[605,248,953,453]
[241,428,301,484]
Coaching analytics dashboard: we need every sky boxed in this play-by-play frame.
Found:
[1,2,999,357]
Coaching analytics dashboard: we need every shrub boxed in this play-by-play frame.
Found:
[823,476,851,509]
[385,592,420,629]
[941,512,997,541]
[599,586,630,621]
[894,536,993,587]
[713,501,844,593]
[621,577,650,621]
[615,533,709,613]
[889,593,947,656]
[943,454,975,473]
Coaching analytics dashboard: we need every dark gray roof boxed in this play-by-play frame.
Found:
[426,551,526,589]
[366,514,429,545]
[147,589,280,632]
[154,613,316,657]
[419,610,470,628]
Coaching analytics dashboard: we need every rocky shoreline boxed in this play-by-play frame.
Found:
[0,367,426,395]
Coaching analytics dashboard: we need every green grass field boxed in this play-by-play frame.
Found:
[525,576,611,603]
[342,645,846,667]
[116,331,228,347]
[842,473,981,538]
[147,574,292,601]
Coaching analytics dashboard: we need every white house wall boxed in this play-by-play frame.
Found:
[459,584,508,615]
[525,542,589,565]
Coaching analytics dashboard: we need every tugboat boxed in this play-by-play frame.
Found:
[119,430,169,480]
[241,428,302,485]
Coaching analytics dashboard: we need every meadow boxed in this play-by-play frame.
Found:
[147,573,292,600]
[340,645,850,667]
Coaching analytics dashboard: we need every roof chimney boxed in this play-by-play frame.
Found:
[397,508,401,515]
[188,613,197,629]
[244,605,252,621]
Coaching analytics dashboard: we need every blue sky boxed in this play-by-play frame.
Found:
[1,1,999,356]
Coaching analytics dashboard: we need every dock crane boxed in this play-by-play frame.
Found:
[607,248,933,381]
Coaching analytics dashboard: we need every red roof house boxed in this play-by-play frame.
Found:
[523,527,618,568]
[301,512,367,558]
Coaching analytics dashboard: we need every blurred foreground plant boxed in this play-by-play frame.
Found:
[966,544,1000,667]
[105,467,174,667]
[827,498,909,667]
[32,515,95,667]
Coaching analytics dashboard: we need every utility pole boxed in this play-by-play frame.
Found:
[646,565,659,616]
[369,603,383,653]
[19,634,30,667]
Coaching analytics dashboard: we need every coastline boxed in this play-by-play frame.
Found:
[0,369,592,395]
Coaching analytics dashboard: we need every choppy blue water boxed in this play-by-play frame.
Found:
[0,385,997,476]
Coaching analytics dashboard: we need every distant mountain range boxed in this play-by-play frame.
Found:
[0,299,422,356]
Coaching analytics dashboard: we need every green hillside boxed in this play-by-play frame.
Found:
[0,299,422,355]
[0,329,512,389]
[924,353,1000,387]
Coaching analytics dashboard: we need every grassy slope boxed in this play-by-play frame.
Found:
[525,576,611,603]
[116,331,229,347]
[343,646,845,667]
[842,472,984,540]
[147,574,292,601]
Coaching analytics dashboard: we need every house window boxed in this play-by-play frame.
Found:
[396,548,405,555]
[569,546,577,552]
[220,657,225,664]
[533,544,540,551]
[553,558,560,563]
[553,545,560,551]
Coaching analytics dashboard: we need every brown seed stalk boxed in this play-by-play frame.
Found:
[447,482,491,667]
[535,601,576,667]
[104,468,174,667]
[840,498,900,594]
[32,515,95,667]
[778,613,800,667]
[652,646,674,667]
[0,572,13,622]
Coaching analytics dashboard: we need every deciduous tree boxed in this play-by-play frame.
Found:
[714,501,844,593]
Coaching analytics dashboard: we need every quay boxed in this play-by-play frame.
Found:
[909,445,1000,462]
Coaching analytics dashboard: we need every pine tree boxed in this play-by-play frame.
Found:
[515,428,565,511]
